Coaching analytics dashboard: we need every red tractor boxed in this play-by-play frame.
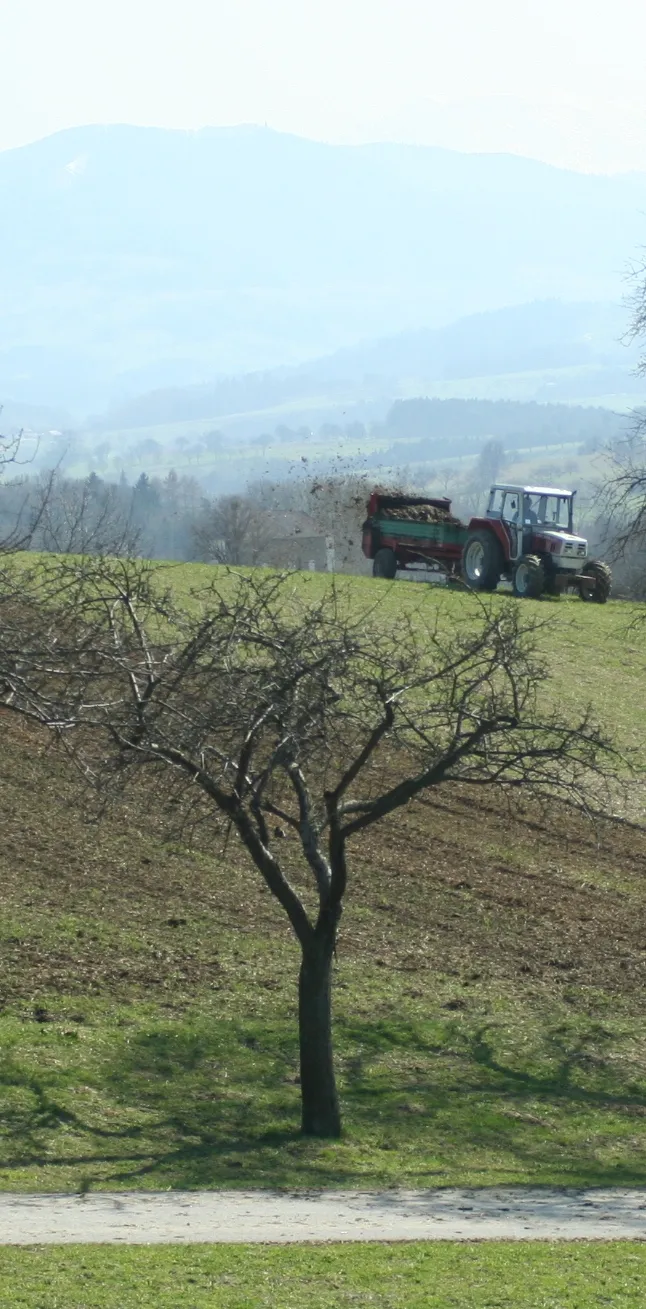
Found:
[362,484,612,602]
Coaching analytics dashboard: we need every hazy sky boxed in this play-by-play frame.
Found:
[2,0,646,171]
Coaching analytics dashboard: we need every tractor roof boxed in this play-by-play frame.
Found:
[493,483,573,498]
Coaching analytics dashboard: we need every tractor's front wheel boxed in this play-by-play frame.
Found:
[461,531,503,591]
[373,548,397,580]
[513,555,545,599]
[579,560,612,604]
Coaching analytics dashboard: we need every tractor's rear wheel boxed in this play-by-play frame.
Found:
[513,555,545,599]
[373,547,397,579]
[579,560,612,604]
[461,531,503,591]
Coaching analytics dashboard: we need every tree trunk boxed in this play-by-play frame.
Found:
[298,932,341,1137]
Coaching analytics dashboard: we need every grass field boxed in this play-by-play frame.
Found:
[2,1243,646,1308]
[0,570,645,1193]
[65,427,391,484]
[164,568,646,785]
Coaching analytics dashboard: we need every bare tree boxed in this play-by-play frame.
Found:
[458,439,507,518]
[0,561,616,1137]
[192,494,270,564]
[600,418,646,558]
[0,425,26,471]
[32,472,140,557]
[0,424,60,552]
[601,258,646,566]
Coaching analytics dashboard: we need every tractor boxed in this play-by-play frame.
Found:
[461,484,611,601]
[362,484,612,602]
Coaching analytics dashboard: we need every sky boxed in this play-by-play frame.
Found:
[2,0,646,172]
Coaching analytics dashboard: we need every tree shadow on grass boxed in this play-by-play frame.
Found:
[0,1022,319,1189]
[0,1050,155,1178]
[338,1014,646,1110]
[335,1014,646,1186]
[1,1015,645,1190]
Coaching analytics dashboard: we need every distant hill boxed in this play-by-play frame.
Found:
[0,397,71,433]
[94,299,641,435]
[1,125,645,414]
[298,300,635,385]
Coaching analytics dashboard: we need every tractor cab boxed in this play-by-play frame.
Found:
[485,484,588,567]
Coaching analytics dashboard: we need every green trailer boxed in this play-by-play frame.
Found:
[362,491,468,579]
[372,514,467,548]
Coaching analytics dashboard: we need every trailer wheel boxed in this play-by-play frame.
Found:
[373,548,397,579]
[461,531,503,591]
[513,554,545,599]
[579,560,612,604]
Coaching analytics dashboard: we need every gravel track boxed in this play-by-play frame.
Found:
[2,1188,646,1244]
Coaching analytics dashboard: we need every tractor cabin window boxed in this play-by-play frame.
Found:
[523,494,571,530]
[489,488,506,517]
[502,493,520,523]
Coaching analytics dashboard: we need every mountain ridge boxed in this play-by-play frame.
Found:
[92,299,638,433]
[1,125,644,414]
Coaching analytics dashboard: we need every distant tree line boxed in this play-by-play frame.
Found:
[0,470,203,562]
[382,398,629,453]
[0,466,374,575]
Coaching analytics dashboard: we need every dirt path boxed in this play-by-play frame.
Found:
[2,1188,646,1244]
